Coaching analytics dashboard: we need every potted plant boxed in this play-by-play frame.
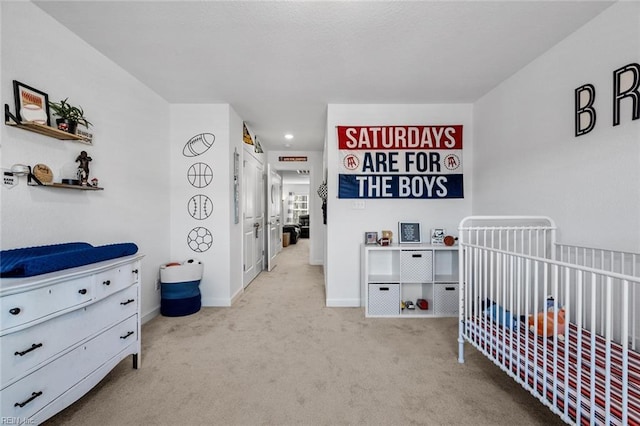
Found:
[48,98,92,134]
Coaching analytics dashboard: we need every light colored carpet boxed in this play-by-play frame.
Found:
[45,238,565,425]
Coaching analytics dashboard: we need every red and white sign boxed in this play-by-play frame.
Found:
[337,125,464,199]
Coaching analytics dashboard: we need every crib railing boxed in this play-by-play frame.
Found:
[556,243,640,278]
[556,243,640,351]
[458,217,640,425]
[459,242,640,425]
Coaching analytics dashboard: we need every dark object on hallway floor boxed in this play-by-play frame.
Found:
[283,224,301,244]
[299,214,309,238]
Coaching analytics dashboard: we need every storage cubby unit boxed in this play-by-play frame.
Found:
[362,244,459,317]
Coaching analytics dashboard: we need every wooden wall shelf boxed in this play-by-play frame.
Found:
[4,104,92,144]
[5,121,91,144]
[28,181,103,191]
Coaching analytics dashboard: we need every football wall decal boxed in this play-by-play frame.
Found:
[183,133,215,157]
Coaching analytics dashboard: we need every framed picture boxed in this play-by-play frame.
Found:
[431,228,446,245]
[13,80,50,126]
[398,222,421,244]
[365,231,378,245]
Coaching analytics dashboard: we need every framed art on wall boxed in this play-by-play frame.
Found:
[398,222,421,244]
[13,80,50,126]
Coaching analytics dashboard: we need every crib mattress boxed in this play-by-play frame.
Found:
[464,318,640,426]
[0,242,139,278]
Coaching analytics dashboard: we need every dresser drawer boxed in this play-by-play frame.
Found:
[94,262,139,298]
[0,277,93,332]
[0,285,138,387]
[1,315,138,420]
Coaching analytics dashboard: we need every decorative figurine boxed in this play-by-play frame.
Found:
[91,177,99,187]
[75,150,92,186]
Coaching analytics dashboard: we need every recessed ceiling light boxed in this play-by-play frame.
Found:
[284,134,294,140]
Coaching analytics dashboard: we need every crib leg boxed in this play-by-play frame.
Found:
[458,322,465,363]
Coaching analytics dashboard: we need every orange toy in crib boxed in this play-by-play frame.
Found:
[528,309,566,338]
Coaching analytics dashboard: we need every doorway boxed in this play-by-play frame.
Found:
[279,169,311,260]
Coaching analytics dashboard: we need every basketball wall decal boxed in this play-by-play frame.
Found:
[183,133,215,157]
[187,163,213,188]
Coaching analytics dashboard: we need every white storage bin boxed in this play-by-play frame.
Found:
[400,250,433,282]
[434,283,459,316]
[368,283,400,315]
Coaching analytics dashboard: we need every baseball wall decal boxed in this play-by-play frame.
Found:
[188,194,213,220]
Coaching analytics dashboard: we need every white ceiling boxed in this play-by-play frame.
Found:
[34,1,614,152]
[280,170,311,185]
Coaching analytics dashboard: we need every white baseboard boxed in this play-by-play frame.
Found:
[202,297,232,307]
[325,298,361,307]
[141,307,160,324]
[230,287,244,305]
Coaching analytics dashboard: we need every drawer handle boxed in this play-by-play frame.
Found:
[103,280,111,286]
[120,331,134,339]
[9,307,21,315]
[78,288,88,295]
[132,269,139,274]
[412,254,422,258]
[14,391,43,408]
[15,343,43,357]
[379,287,389,291]
[445,287,456,291]
[120,299,135,306]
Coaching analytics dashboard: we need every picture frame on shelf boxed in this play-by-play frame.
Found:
[13,80,51,126]
[398,222,421,244]
[431,228,446,245]
[365,231,378,245]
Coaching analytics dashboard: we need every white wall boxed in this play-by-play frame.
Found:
[169,104,243,306]
[325,104,473,306]
[473,2,640,252]
[267,150,324,265]
[228,108,244,302]
[0,2,170,322]
[283,183,309,196]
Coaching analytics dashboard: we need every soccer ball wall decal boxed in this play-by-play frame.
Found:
[187,227,213,252]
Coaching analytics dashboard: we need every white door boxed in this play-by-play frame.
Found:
[243,152,264,287]
[266,165,282,271]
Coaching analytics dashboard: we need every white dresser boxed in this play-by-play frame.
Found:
[0,254,143,424]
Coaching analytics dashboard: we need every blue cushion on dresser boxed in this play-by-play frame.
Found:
[1,242,139,278]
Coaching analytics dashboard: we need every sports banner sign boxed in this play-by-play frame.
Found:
[337,125,464,199]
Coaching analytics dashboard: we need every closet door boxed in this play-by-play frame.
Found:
[266,165,282,271]
[243,151,264,287]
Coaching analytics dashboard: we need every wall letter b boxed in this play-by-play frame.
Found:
[575,84,596,137]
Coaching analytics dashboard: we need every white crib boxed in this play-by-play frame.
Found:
[457,216,640,426]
